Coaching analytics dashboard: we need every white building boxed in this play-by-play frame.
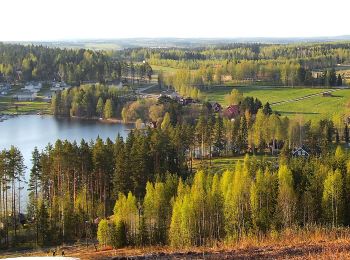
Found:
[16,91,37,101]
[24,82,42,93]
[51,81,69,91]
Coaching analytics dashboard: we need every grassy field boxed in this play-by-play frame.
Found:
[273,89,350,120]
[151,65,181,74]
[204,86,333,104]
[204,86,350,120]
[0,97,50,114]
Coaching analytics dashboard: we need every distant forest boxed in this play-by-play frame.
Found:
[125,42,349,87]
[0,43,152,84]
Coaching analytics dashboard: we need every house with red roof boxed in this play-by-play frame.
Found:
[224,105,240,119]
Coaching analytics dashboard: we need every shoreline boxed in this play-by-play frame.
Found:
[70,116,136,125]
[0,113,136,125]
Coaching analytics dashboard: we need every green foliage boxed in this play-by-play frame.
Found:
[277,165,296,228]
[0,43,154,83]
[52,84,132,118]
[110,221,127,249]
[224,89,243,105]
[104,99,114,119]
[113,192,139,245]
[161,112,171,130]
[323,169,343,226]
[97,219,110,247]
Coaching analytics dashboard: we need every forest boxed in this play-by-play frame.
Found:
[129,42,348,88]
[0,98,349,248]
[0,43,152,84]
[2,40,350,255]
[50,84,136,119]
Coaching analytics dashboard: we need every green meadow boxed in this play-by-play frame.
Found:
[204,86,350,120]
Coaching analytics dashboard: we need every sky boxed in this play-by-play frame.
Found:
[0,0,349,41]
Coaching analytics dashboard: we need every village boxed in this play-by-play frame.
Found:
[0,81,69,102]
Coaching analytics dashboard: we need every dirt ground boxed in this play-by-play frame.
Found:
[4,238,348,260]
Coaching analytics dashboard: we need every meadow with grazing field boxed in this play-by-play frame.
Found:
[204,86,350,120]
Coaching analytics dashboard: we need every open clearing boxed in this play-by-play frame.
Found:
[204,86,350,120]
[273,88,350,120]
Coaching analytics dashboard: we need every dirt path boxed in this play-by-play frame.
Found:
[270,88,341,106]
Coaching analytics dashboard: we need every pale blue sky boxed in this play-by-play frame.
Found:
[0,0,349,41]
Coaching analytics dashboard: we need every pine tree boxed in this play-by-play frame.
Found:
[28,147,41,199]
[238,115,248,153]
[28,147,41,246]
[37,200,50,246]
[113,135,128,197]
[213,115,226,156]
[262,102,272,115]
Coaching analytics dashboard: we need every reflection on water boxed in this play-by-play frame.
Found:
[0,115,133,204]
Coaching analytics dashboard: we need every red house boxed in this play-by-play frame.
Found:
[224,105,240,119]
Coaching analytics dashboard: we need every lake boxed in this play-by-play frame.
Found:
[0,115,133,206]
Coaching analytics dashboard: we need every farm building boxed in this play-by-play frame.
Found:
[322,92,333,97]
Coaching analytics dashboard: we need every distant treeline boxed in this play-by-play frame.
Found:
[0,43,152,84]
[125,42,350,86]
[124,42,350,64]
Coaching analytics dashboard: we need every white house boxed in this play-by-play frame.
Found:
[292,146,309,157]
[51,81,69,91]
[24,82,42,93]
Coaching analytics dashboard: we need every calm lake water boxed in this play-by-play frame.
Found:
[0,115,133,205]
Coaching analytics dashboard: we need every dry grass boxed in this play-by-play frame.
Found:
[3,228,350,259]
